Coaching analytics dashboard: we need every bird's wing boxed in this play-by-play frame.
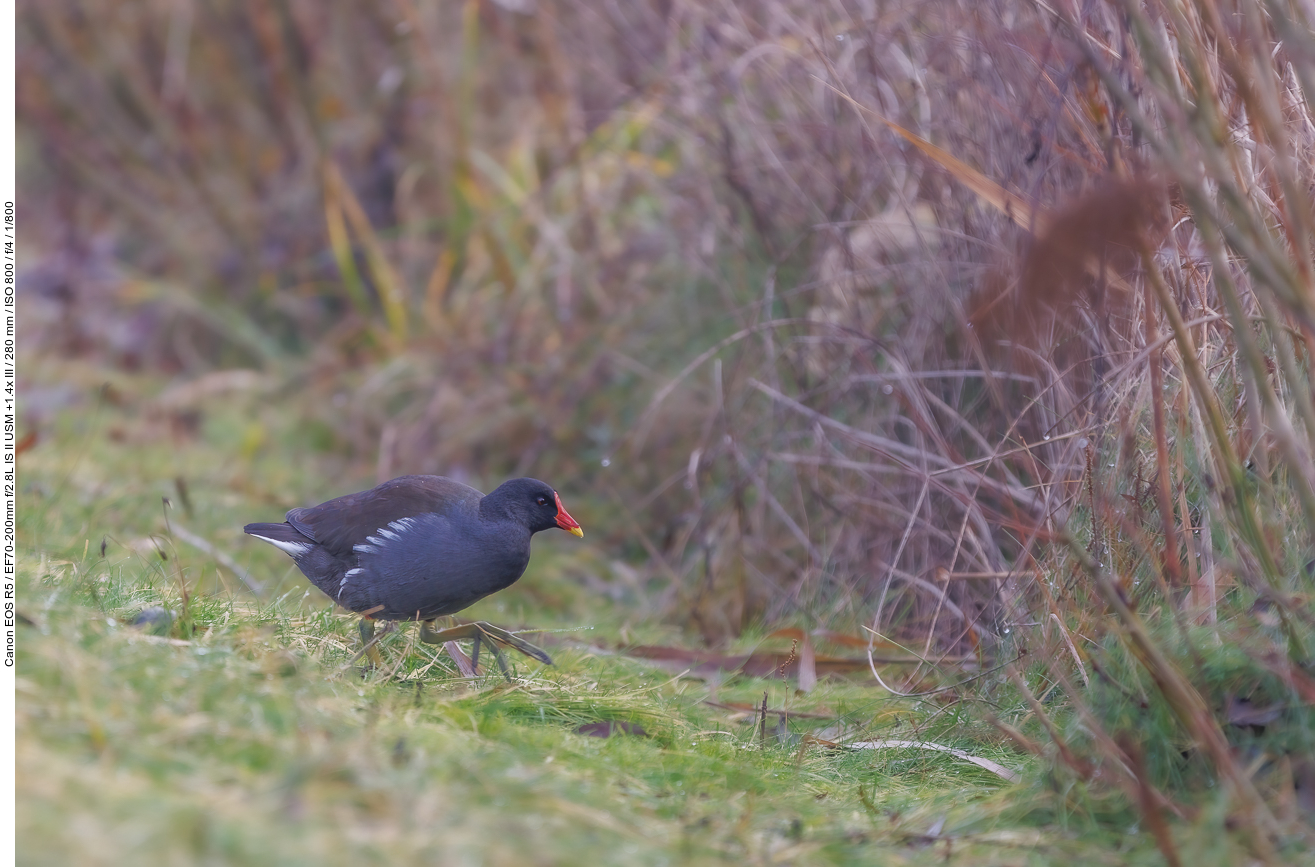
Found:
[285,475,484,560]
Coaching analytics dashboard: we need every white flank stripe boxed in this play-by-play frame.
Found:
[354,544,378,555]
[340,566,363,591]
[339,569,362,595]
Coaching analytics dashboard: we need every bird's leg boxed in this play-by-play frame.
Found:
[356,618,392,667]
[476,634,509,680]
[467,622,553,667]
[469,632,483,672]
[418,619,501,675]
[418,620,552,680]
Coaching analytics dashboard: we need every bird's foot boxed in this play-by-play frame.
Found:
[418,620,553,680]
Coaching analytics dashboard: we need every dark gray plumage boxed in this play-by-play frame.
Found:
[244,475,583,623]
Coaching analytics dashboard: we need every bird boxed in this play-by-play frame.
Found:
[244,475,583,676]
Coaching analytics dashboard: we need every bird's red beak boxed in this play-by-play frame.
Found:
[554,492,584,538]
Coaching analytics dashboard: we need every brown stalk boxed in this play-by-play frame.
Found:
[1172,388,1207,620]
[322,160,411,346]
[1118,734,1184,867]
[1143,274,1184,587]
[1146,222,1313,662]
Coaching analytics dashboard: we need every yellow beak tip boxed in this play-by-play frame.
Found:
[569,526,584,538]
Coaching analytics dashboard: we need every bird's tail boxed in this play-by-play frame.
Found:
[244,522,314,557]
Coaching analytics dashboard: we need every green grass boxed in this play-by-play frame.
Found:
[17,361,1226,866]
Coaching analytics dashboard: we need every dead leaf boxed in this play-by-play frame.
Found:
[1223,695,1284,728]
[1258,652,1315,704]
[14,430,37,456]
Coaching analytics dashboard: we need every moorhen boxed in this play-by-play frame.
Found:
[244,475,583,676]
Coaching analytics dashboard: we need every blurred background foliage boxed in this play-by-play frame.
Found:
[17,0,1315,847]
[22,0,1080,642]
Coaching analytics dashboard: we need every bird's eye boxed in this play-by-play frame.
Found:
[537,496,548,506]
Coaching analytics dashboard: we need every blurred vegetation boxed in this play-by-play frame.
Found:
[16,0,1315,862]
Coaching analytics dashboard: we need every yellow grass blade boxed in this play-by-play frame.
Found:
[323,160,411,344]
[819,79,1049,232]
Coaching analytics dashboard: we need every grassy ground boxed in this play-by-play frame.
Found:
[17,366,1190,866]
